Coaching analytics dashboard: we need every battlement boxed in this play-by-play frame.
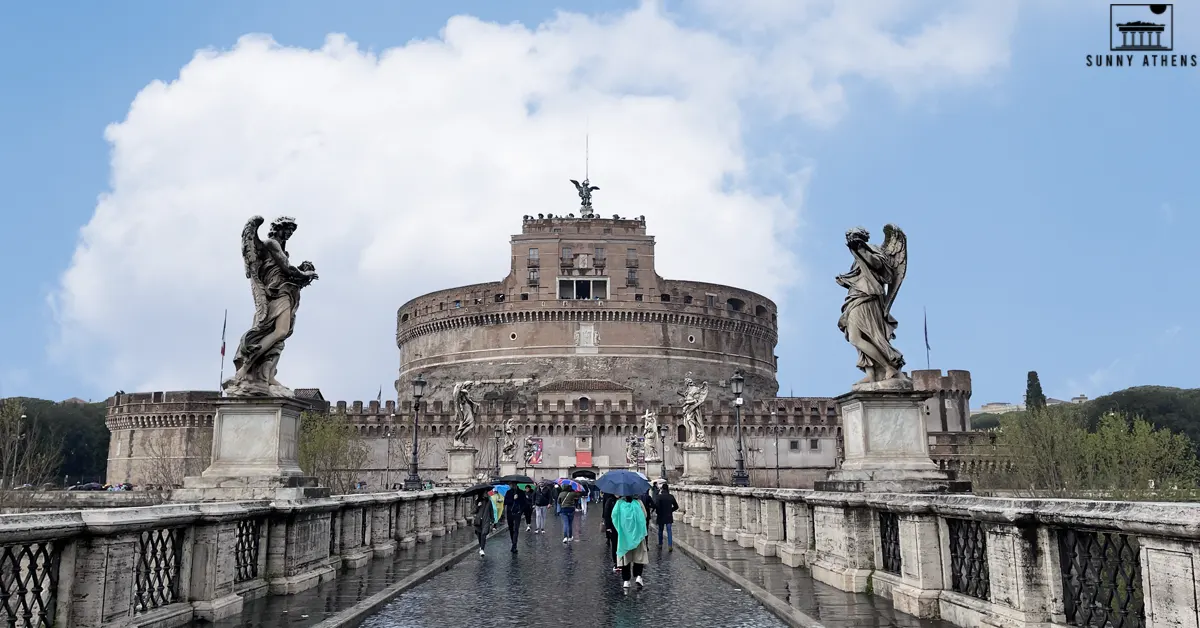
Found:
[107,390,221,408]
[519,214,647,235]
[912,369,972,394]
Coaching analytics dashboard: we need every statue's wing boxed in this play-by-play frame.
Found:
[589,185,600,191]
[696,383,709,404]
[881,224,907,317]
[240,216,268,326]
[452,382,463,398]
[569,179,582,190]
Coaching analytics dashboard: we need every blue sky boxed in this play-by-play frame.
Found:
[0,1,1195,407]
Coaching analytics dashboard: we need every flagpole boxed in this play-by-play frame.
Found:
[220,309,228,395]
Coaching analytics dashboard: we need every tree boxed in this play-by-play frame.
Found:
[299,410,369,495]
[0,399,62,506]
[1025,371,1047,412]
[143,427,212,489]
[387,427,438,488]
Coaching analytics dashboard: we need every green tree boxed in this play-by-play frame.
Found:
[996,405,1089,495]
[298,410,369,494]
[0,399,62,503]
[1025,371,1047,412]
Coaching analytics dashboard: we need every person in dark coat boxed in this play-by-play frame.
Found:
[523,486,535,531]
[474,493,494,556]
[532,483,553,533]
[602,493,619,572]
[653,484,680,549]
[503,482,530,553]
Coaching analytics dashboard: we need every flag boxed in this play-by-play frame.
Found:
[924,307,931,351]
[220,309,228,357]
[377,386,382,403]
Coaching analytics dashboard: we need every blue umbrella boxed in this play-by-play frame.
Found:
[596,470,651,497]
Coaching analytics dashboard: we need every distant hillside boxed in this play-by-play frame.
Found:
[972,385,1200,444]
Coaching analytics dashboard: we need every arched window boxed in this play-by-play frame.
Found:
[726,298,745,312]
[578,397,590,411]
[755,305,768,317]
[676,424,686,443]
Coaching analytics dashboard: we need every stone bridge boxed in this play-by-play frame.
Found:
[0,486,1195,627]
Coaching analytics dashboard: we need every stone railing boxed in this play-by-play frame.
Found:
[0,488,470,627]
[674,485,1199,628]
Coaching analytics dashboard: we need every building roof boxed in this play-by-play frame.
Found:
[537,379,632,393]
[295,388,325,401]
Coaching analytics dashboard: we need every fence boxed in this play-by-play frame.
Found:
[0,487,469,627]
[673,485,1200,627]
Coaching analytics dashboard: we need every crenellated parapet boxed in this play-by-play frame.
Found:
[911,369,974,432]
[104,390,221,431]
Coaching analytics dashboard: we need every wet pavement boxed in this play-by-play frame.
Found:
[361,511,787,628]
[675,526,955,628]
[199,529,479,628]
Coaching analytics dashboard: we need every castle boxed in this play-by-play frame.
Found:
[105,210,977,487]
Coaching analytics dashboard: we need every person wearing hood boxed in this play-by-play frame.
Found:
[503,482,530,553]
[601,492,619,572]
[474,492,495,556]
[613,495,650,590]
[654,484,679,550]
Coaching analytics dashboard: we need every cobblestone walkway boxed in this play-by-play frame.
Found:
[675,526,955,628]
[362,511,786,627]
[200,528,479,628]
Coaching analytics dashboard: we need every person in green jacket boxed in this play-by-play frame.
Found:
[557,489,580,542]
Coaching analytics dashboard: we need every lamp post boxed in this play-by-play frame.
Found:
[657,424,669,480]
[403,375,426,491]
[493,427,503,477]
[731,371,750,487]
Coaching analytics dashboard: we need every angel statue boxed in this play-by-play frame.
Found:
[624,435,641,466]
[501,417,517,462]
[451,382,480,447]
[676,375,710,446]
[836,224,911,390]
[641,410,660,462]
[223,216,319,397]
[569,178,599,214]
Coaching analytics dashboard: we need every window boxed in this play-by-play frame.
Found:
[727,298,744,312]
[684,295,693,304]
[558,278,609,300]
[755,305,768,317]
[626,269,638,287]
[528,248,539,266]
[400,313,409,322]
[594,247,605,261]
[809,439,820,451]
[528,269,540,286]
[677,424,687,443]
[453,300,462,308]
[789,440,800,451]
[439,302,445,311]
[626,248,638,267]
[561,246,573,265]
[706,294,717,308]
[635,293,643,302]
[520,293,529,301]
[660,294,671,302]
[494,294,505,303]
[578,397,590,411]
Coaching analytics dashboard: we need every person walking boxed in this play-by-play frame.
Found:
[474,492,494,556]
[504,482,530,553]
[557,488,580,543]
[532,483,552,533]
[653,484,679,550]
[613,495,650,590]
[523,486,534,532]
[602,492,619,573]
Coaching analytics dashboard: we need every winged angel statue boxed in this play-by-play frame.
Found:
[677,376,710,446]
[451,382,480,447]
[223,216,319,397]
[569,178,599,213]
[835,224,910,391]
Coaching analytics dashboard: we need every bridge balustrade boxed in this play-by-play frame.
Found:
[0,488,467,627]
[673,485,1200,628]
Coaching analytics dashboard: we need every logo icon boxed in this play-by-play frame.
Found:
[1111,4,1173,51]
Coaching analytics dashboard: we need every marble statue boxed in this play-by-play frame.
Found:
[501,417,517,462]
[570,178,599,213]
[625,435,641,465]
[677,375,709,446]
[451,382,480,446]
[836,224,911,391]
[223,216,319,397]
[642,410,660,461]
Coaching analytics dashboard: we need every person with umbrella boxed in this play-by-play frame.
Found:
[503,481,530,553]
[557,484,581,542]
[601,491,619,572]
[471,488,495,557]
[613,495,650,589]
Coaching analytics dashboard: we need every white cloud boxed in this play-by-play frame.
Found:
[50,0,1015,401]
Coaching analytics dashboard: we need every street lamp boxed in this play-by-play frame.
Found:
[657,424,669,480]
[731,371,749,487]
[403,375,426,491]
[493,427,503,477]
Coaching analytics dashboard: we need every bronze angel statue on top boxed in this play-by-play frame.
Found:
[570,178,599,213]
[835,224,910,390]
[223,216,319,397]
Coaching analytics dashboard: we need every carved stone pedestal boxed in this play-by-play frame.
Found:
[681,445,715,484]
[446,447,478,484]
[173,397,330,502]
[499,461,517,477]
[814,390,970,493]
[645,459,666,481]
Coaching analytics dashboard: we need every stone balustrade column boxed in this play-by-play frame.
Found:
[682,489,698,527]
[455,493,469,528]
[397,495,417,549]
[966,520,1053,625]
[890,503,945,619]
[416,491,434,542]
[698,488,713,532]
[777,490,811,567]
[722,488,742,541]
[709,490,726,537]
[430,492,446,537]
[371,501,397,558]
[339,503,372,569]
[738,489,759,548]
[807,493,875,592]
[754,489,784,557]
[190,504,270,621]
[443,492,458,532]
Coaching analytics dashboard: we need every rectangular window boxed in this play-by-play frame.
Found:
[528,248,539,266]
[453,300,461,308]
[625,248,638,268]
[626,269,638,287]
[559,278,608,300]
[561,246,573,263]
[558,279,575,300]
[789,440,799,451]
[592,279,608,300]
[809,439,820,451]
[706,294,716,308]
[594,246,605,260]
[528,269,540,286]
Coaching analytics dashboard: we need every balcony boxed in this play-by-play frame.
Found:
[594,257,606,269]
[527,258,540,268]
[625,259,639,268]
[560,257,574,269]
[626,279,640,288]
